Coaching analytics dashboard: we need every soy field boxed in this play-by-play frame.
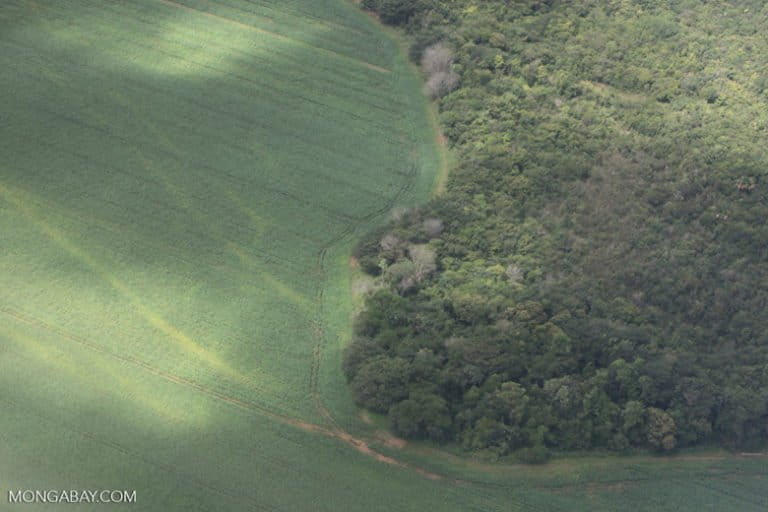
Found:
[1,1,766,510]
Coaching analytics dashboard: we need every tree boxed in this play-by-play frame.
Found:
[384,260,418,292]
[621,400,646,446]
[426,72,460,99]
[492,381,529,425]
[342,337,385,382]
[351,356,411,413]
[646,407,677,451]
[389,391,452,440]
[422,218,444,238]
[408,244,437,282]
[362,0,422,26]
[421,43,454,75]
[421,43,460,98]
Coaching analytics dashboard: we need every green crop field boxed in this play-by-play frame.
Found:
[0,1,766,510]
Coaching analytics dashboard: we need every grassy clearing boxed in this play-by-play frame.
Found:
[0,1,766,510]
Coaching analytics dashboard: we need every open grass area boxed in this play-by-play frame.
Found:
[0,1,766,510]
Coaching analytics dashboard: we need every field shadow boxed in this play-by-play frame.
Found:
[0,1,455,510]
[0,0,421,416]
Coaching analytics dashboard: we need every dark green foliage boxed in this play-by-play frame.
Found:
[352,225,389,275]
[349,0,768,455]
[390,391,452,440]
[361,0,424,26]
[350,355,412,413]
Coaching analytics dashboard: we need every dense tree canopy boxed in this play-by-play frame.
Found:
[347,0,768,458]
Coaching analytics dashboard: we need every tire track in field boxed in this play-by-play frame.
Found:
[305,160,441,484]
[0,305,443,480]
[154,0,391,74]
[305,60,413,392]
[299,47,458,481]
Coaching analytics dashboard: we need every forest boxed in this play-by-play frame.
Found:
[346,0,768,460]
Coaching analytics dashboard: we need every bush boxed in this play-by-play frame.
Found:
[517,444,550,464]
